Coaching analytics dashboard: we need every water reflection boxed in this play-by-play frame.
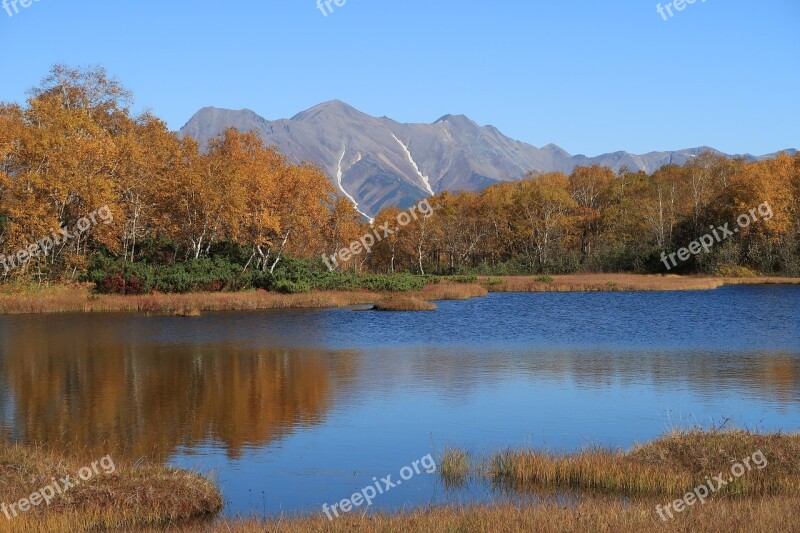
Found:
[1,337,798,462]
[0,330,358,458]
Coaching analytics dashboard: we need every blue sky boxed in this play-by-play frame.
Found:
[0,0,797,156]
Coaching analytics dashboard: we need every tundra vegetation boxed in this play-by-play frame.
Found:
[2,65,799,296]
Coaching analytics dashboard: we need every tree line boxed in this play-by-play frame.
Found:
[1,66,798,291]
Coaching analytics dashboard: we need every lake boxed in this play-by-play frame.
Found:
[1,285,799,517]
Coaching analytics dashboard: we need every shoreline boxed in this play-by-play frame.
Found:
[6,429,798,532]
[0,274,798,316]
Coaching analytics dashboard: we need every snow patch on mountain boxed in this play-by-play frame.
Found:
[337,148,373,222]
[392,133,435,196]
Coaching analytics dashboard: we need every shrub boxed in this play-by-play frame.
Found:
[273,280,312,294]
[448,275,478,284]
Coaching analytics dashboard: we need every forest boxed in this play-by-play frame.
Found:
[1,66,799,294]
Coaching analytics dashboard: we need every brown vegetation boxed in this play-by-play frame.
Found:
[4,431,799,532]
[373,296,436,312]
[0,443,221,533]
[1,274,798,315]
[489,429,800,497]
[174,498,800,533]
[420,282,489,300]
[486,273,800,293]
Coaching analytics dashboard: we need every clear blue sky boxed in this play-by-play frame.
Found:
[1,0,797,156]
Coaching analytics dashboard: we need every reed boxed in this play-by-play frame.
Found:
[438,448,470,486]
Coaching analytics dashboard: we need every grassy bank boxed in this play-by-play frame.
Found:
[4,430,799,532]
[0,274,798,315]
[0,443,221,532]
[182,498,800,533]
[483,273,800,292]
[487,428,800,496]
[194,429,800,533]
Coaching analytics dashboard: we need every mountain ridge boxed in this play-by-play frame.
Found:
[179,102,796,218]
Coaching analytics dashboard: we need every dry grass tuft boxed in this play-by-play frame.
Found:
[0,443,222,532]
[419,282,489,300]
[438,448,470,486]
[373,297,436,311]
[488,429,800,498]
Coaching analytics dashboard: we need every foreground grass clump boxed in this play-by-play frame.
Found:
[488,429,800,497]
[182,498,800,533]
[0,443,222,532]
[439,448,470,486]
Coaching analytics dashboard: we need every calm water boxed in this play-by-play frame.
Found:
[0,285,799,517]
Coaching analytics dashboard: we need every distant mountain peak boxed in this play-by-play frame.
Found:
[434,114,474,126]
[291,99,365,121]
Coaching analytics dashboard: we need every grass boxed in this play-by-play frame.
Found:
[0,283,377,315]
[487,428,800,497]
[171,498,800,532]
[4,430,799,532]
[438,448,470,486]
[0,274,798,315]
[419,282,489,301]
[373,296,436,311]
[485,273,800,293]
[0,443,222,532]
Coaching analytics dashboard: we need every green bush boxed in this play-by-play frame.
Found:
[448,275,478,284]
[273,280,312,294]
[87,253,434,295]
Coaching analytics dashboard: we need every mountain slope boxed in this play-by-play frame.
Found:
[179,102,795,217]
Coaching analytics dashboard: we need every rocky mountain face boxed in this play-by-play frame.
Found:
[179,101,795,218]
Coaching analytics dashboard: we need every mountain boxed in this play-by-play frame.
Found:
[179,101,796,218]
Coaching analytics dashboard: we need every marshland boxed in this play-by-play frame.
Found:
[2,1,799,529]
[1,283,799,531]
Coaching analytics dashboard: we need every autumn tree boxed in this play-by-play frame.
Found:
[512,172,577,270]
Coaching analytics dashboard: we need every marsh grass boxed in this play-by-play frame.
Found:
[175,497,800,533]
[419,282,489,301]
[5,430,800,532]
[487,429,800,497]
[438,448,470,487]
[0,443,222,532]
[0,275,797,315]
[0,285,376,315]
[373,297,436,311]
[486,274,800,293]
